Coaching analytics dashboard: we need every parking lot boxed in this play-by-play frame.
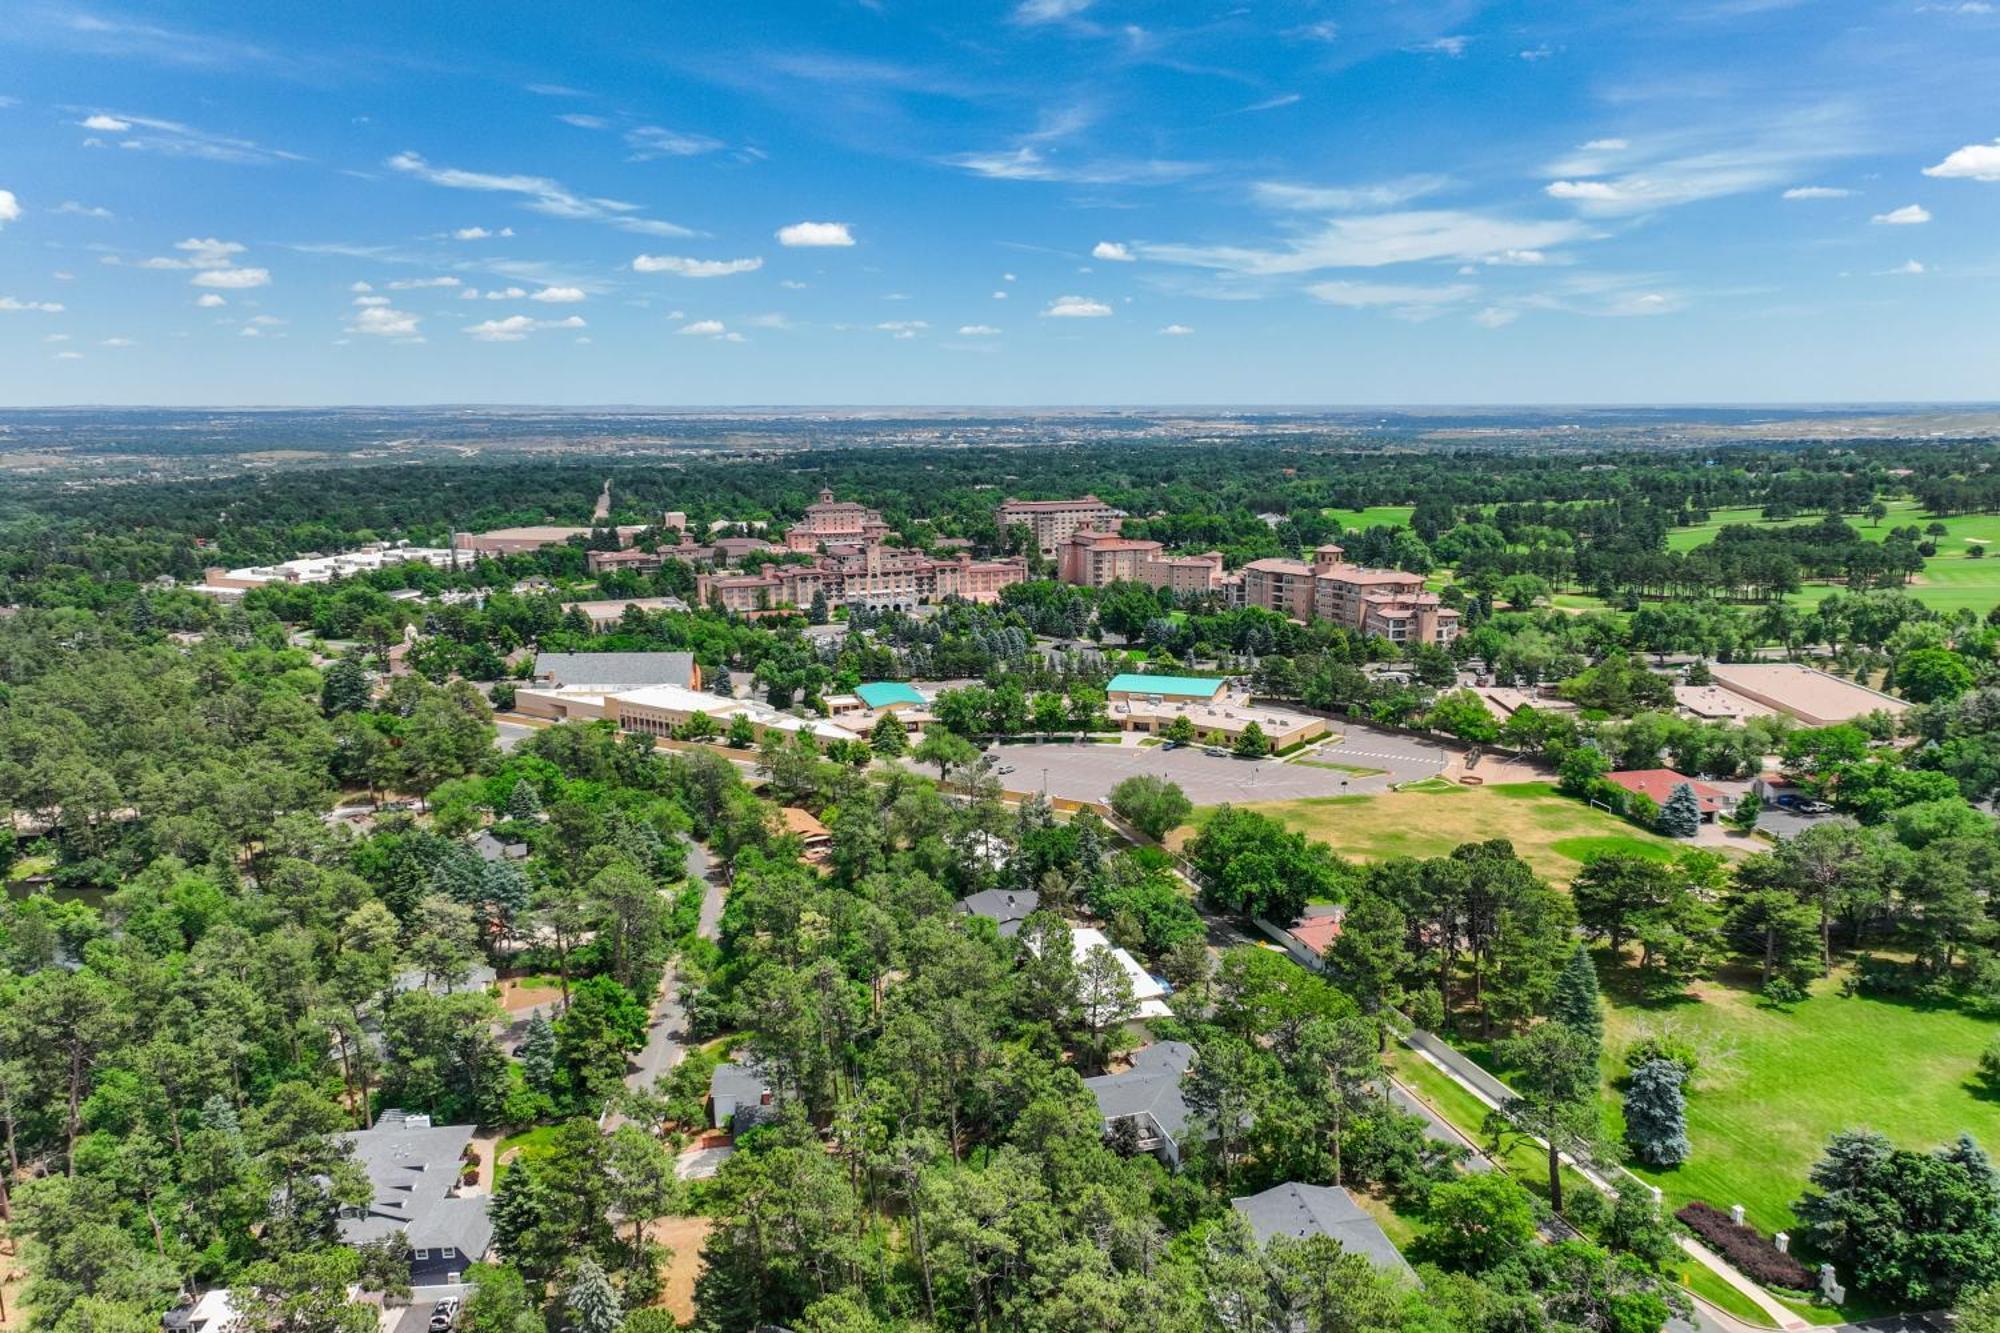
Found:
[981,722,1451,808]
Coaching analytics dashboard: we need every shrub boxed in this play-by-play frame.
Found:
[1625,1033,1701,1082]
[1674,1202,1811,1289]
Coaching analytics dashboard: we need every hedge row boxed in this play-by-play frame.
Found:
[1674,1202,1812,1289]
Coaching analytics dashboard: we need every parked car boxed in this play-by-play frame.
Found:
[1774,793,1802,809]
[1203,746,1229,757]
[1160,740,1182,751]
[996,764,1016,775]
[429,1299,460,1332]
[1797,799,1834,815]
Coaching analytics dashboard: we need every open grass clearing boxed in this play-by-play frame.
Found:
[1323,504,1417,531]
[1461,959,2000,1239]
[495,1123,564,1185]
[1190,782,1686,884]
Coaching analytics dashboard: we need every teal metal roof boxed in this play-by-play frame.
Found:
[856,681,926,708]
[1106,673,1225,698]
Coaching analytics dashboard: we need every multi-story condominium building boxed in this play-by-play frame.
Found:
[1220,543,1459,644]
[1059,529,1165,586]
[1135,551,1226,597]
[783,488,892,552]
[696,550,1027,614]
[995,495,1126,557]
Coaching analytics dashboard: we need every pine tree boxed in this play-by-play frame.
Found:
[1550,942,1603,1052]
[506,778,542,820]
[870,712,907,757]
[321,657,373,717]
[566,1259,623,1333]
[710,665,733,697]
[1623,1057,1690,1166]
[1656,782,1703,838]
[519,1011,559,1095]
[809,588,830,625]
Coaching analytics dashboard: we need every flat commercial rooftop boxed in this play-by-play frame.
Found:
[856,681,925,708]
[1707,662,1908,727]
[1106,672,1226,699]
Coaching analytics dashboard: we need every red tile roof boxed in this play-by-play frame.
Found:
[1605,769,1723,812]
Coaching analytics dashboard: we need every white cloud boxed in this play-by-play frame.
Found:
[78,112,300,164]
[44,334,70,342]
[992,290,1008,300]
[385,276,461,289]
[1250,176,1449,212]
[1581,138,1629,151]
[451,225,512,239]
[1408,35,1469,56]
[1158,323,1194,335]
[779,279,807,290]
[957,324,1002,336]
[558,113,610,130]
[1473,307,1518,328]
[945,144,1202,186]
[485,287,528,300]
[55,200,113,218]
[1043,294,1111,317]
[350,281,373,292]
[1885,259,1926,275]
[626,126,723,159]
[677,319,727,335]
[99,336,136,347]
[1783,186,1852,199]
[53,351,83,360]
[530,285,587,302]
[192,266,269,289]
[776,221,854,247]
[632,254,763,277]
[1541,108,1864,216]
[172,237,246,268]
[464,313,585,341]
[347,305,420,337]
[1872,204,1931,224]
[1014,0,1093,22]
[1003,273,1017,282]
[1305,280,1477,314]
[0,190,17,227]
[1140,210,1589,274]
[1484,248,1549,266]
[386,151,694,236]
[196,293,226,307]
[877,321,929,336]
[238,325,263,338]
[1092,241,1134,261]
[0,296,67,312]
[247,315,284,326]
[1924,139,2000,182]
[353,295,391,306]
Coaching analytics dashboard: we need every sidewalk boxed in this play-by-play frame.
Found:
[1398,1027,1808,1333]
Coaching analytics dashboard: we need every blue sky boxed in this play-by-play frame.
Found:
[2,0,1998,405]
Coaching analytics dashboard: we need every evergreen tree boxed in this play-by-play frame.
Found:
[808,588,829,625]
[565,1259,623,1333]
[1233,721,1270,758]
[506,778,542,820]
[1550,942,1603,1052]
[710,665,733,697]
[321,656,373,717]
[519,1011,559,1096]
[1656,782,1703,838]
[1623,1057,1690,1167]
[869,712,907,757]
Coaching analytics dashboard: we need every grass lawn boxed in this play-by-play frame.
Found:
[1194,782,1685,883]
[1597,965,2000,1237]
[1290,758,1388,777]
[1324,504,1417,531]
[8,854,56,881]
[495,1123,564,1185]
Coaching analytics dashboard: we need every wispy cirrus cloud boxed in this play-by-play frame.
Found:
[386,151,696,237]
[1138,210,1590,274]
[74,109,303,163]
[1541,106,1866,215]
[1250,176,1452,212]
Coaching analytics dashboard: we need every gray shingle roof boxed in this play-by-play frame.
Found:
[710,1061,767,1105]
[1230,1183,1415,1279]
[534,651,696,689]
[955,889,1040,937]
[1083,1041,1194,1143]
[337,1110,491,1261]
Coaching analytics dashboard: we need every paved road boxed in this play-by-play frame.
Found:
[605,841,725,1129]
[495,720,536,753]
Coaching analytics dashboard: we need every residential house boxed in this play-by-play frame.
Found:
[338,1110,491,1287]
[1604,768,1724,821]
[1230,1182,1418,1281]
[709,1061,772,1131]
[955,888,1040,938]
[1084,1041,1197,1168]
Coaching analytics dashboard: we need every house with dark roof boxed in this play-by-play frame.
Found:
[533,651,699,692]
[710,1061,772,1131]
[1084,1041,1197,1168]
[1231,1182,1417,1281]
[955,888,1040,937]
[471,829,528,863]
[338,1110,490,1286]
